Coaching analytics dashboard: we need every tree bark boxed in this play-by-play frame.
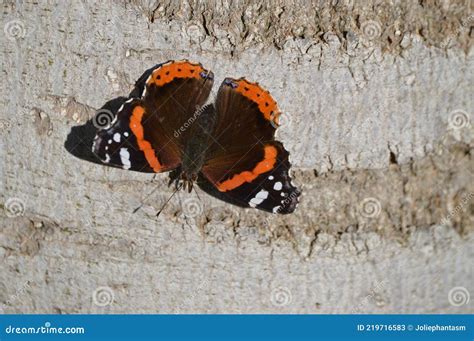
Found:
[1,0,472,313]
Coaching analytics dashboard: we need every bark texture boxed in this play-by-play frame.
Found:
[1,0,473,313]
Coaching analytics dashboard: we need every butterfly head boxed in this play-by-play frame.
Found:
[180,171,198,193]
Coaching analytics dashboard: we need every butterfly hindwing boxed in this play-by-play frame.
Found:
[204,78,279,159]
[92,98,180,172]
[201,78,300,214]
[202,141,299,214]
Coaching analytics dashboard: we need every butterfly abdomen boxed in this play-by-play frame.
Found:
[182,104,217,177]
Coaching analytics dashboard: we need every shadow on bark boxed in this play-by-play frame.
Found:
[64,97,127,166]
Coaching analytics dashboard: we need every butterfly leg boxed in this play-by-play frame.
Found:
[168,168,181,188]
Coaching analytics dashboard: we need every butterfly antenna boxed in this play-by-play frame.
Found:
[132,185,161,214]
[156,183,182,217]
[191,187,201,205]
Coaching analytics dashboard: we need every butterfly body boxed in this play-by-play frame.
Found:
[179,104,217,192]
[92,60,300,214]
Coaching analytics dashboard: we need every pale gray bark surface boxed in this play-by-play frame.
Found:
[1,0,473,313]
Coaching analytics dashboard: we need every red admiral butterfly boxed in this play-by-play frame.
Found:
[92,60,300,214]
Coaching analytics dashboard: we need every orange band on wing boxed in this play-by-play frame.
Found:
[234,79,280,124]
[217,145,278,192]
[148,61,207,87]
[129,105,162,172]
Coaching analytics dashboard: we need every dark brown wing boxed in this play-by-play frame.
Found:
[92,60,214,173]
[200,78,300,214]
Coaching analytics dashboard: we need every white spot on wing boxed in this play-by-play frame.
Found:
[268,175,274,180]
[113,133,121,142]
[124,132,129,137]
[273,182,283,191]
[119,148,131,170]
[272,206,281,213]
[248,199,259,208]
[255,190,269,199]
[105,154,111,163]
[248,190,269,208]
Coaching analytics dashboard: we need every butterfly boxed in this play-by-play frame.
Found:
[92,60,300,214]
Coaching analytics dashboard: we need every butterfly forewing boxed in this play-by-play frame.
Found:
[92,60,214,173]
